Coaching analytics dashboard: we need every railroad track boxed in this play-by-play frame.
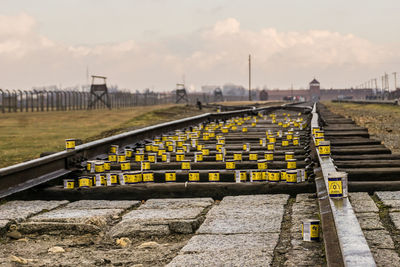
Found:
[1,102,400,266]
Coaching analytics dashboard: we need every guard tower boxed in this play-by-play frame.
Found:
[309,78,321,102]
[213,87,224,102]
[176,83,188,104]
[88,75,111,109]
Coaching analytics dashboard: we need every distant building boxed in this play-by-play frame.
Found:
[265,78,373,101]
[309,78,320,102]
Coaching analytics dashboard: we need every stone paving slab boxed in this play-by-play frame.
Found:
[205,204,284,219]
[349,195,379,213]
[220,194,289,206]
[284,248,326,267]
[356,213,385,230]
[375,191,400,201]
[66,200,140,210]
[350,192,372,202]
[167,250,273,267]
[291,202,319,215]
[181,233,280,253]
[122,207,204,222]
[18,221,102,235]
[363,230,395,249]
[168,194,289,266]
[371,248,400,267]
[139,198,213,210]
[197,216,283,234]
[287,194,325,265]
[378,200,400,211]
[389,213,400,230]
[29,209,123,224]
[0,200,68,222]
[109,220,170,237]
[197,205,284,234]
[109,198,211,237]
[295,194,317,203]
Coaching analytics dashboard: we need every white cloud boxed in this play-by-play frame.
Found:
[0,15,399,90]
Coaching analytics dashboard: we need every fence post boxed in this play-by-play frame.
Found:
[24,90,29,112]
[49,91,54,111]
[0,89,4,113]
[17,90,23,112]
[11,90,17,112]
[29,91,34,112]
[5,90,11,112]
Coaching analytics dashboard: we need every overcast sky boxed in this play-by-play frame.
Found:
[1,0,400,91]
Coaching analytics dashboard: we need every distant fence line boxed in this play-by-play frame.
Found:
[0,89,248,113]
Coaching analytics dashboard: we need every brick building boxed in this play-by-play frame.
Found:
[266,79,373,101]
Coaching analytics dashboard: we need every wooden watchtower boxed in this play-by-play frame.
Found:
[88,75,111,109]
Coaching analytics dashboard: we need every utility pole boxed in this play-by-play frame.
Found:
[248,54,252,101]
[393,72,398,90]
[291,83,293,101]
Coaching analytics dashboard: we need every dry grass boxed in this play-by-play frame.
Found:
[0,104,208,168]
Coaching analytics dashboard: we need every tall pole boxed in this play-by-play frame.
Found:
[393,72,398,90]
[291,83,293,101]
[385,73,389,91]
[248,54,251,101]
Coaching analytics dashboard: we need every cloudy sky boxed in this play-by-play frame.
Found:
[1,0,400,91]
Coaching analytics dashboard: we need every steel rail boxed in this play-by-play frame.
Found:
[0,104,310,199]
[313,103,376,267]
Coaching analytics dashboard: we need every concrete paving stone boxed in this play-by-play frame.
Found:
[169,219,205,234]
[110,207,206,237]
[122,207,204,222]
[167,250,273,267]
[206,204,284,219]
[29,208,123,224]
[66,200,140,210]
[389,213,400,230]
[18,221,101,235]
[350,200,379,213]
[0,200,68,222]
[379,199,400,211]
[290,238,323,250]
[375,191,400,201]
[295,193,317,203]
[371,248,400,267]
[356,213,385,230]
[363,230,395,249]
[284,248,325,267]
[197,214,283,234]
[181,233,280,253]
[291,202,319,215]
[220,194,289,207]
[350,192,372,202]
[109,220,170,237]
[139,198,213,210]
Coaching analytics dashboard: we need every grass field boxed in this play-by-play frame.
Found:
[0,104,210,168]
